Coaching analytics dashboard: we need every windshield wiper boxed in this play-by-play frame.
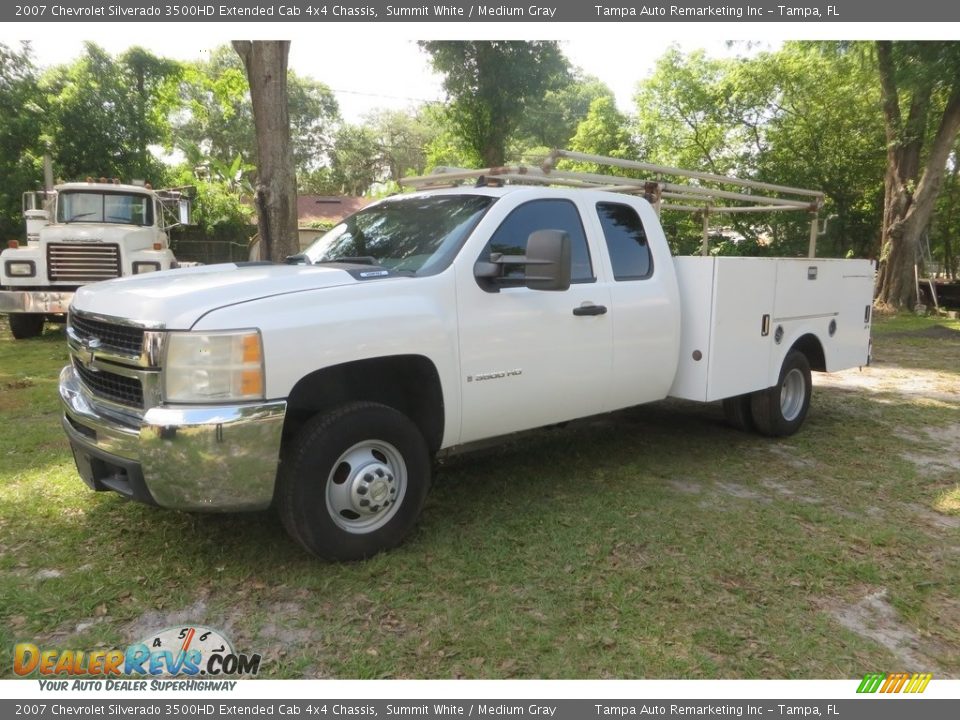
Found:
[66,212,96,223]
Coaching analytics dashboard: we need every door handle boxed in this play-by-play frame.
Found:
[573,303,607,316]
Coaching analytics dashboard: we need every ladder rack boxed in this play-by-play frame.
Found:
[400,150,826,257]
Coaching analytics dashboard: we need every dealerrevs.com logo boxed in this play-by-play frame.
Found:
[14,626,261,687]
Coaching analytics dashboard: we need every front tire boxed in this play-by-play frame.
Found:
[8,313,45,339]
[278,401,431,561]
[750,350,812,437]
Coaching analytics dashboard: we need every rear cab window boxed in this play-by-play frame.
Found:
[596,202,653,281]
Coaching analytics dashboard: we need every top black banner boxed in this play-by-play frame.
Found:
[6,0,960,23]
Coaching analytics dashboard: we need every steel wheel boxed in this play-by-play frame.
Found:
[325,440,407,534]
[278,401,431,561]
[779,368,807,423]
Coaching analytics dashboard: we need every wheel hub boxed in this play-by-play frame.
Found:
[350,462,397,515]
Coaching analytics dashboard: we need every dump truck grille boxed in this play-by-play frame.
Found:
[73,358,143,408]
[70,313,145,358]
[47,243,121,282]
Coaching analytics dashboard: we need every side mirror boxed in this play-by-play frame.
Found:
[523,230,571,291]
[178,199,193,226]
[473,229,572,292]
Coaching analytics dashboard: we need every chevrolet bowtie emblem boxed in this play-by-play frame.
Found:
[81,337,101,365]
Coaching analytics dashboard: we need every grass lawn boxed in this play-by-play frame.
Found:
[1,313,958,679]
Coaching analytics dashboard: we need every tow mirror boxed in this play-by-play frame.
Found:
[473,229,572,292]
[523,230,571,291]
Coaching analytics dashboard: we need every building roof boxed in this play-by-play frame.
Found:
[297,195,369,225]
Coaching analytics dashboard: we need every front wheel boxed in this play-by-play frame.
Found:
[278,401,431,561]
[8,313,45,339]
[750,350,812,437]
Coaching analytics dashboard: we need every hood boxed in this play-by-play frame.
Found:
[72,263,360,329]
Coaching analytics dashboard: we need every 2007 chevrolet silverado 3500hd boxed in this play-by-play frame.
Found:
[58,170,874,560]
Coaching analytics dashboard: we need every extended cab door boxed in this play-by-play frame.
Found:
[588,199,681,410]
[456,197,613,444]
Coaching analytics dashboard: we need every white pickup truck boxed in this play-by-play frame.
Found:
[58,180,874,561]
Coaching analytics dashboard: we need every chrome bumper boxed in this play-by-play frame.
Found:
[0,289,73,314]
[59,365,286,512]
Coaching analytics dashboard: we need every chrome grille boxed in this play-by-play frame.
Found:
[70,313,145,357]
[47,243,121,282]
[73,359,143,408]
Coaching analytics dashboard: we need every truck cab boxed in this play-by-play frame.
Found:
[0,180,187,338]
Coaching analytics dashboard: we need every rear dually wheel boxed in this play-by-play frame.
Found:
[750,350,812,437]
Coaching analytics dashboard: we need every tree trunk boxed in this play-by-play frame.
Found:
[874,42,960,309]
[232,40,299,262]
[942,158,958,280]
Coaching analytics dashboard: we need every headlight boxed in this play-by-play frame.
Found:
[5,260,36,277]
[164,330,265,403]
[133,261,161,274]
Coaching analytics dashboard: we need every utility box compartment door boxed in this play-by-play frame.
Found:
[708,258,777,400]
[670,257,776,402]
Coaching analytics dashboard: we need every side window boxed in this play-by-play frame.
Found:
[479,199,594,286]
[596,202,653,281]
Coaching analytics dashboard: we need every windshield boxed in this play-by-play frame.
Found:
[303,194,494,275]
[57,191,154,226]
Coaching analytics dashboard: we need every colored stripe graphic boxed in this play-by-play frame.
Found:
[906,673,933,693]
[857,672,932,693]
[857,673,886,693]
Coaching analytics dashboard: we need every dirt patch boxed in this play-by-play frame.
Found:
[759,478,822,504]
[907,503,960,530]
[829,588,943,673]
[897,423,960,477]
[714,482,769,502]
[767,444,816,470]
[815,365,960,405]
[667,479,703,494]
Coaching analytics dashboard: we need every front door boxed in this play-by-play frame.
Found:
[456,198,612,444]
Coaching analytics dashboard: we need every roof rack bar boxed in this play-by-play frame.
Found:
[400,152,821,212]
[546,149,824,200]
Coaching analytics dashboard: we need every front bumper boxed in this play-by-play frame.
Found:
[0,289,73,314]
[59,365,286,511]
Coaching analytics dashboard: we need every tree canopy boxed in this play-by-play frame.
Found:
[4,37,960,303]
[419,41,570,166]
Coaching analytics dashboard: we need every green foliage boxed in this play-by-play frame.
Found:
[516,72,615,150]
[173,45,339,178]
[567,96,639,171]
[364,108,439,182]
[0,42,43,242]
[168,163,252,236]
[932,154,959,279]
[326,124,381,195]
[40,43,180,183]
[419,41,570,167]
[635,43,887,258]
